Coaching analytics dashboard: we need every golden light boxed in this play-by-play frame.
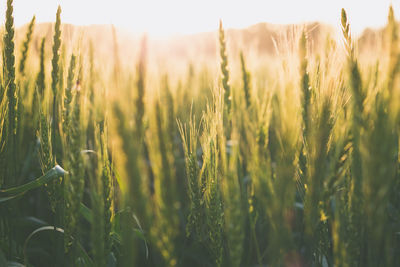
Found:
[1,0,398,35]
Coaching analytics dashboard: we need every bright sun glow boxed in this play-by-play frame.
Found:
[1,0,399,35]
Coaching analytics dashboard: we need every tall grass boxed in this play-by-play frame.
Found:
[1,3,400,267]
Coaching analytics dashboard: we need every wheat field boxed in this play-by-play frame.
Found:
[1,0,400,266]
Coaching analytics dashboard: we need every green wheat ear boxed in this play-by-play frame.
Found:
[387,5,399,93]
[51,5,62,163]
[135,36,147,137]
[36,38,46,100]
[32,38,46,132]
[219,20,231,114]
[341,8,354,59]
[298,30,311,222]
[341,9,364,117]
[51,6,61,97]
[63,54,76,134]
[178,118,204,240]
[19,15,35,76]
[341,9,365,265]
[64,80,85,252]
[240,51,251,109]
[299,30,311,138]
[4,0,18,185]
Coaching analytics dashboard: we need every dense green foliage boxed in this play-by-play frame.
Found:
[1,2,400,267]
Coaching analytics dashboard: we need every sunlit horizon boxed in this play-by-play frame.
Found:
[1,0,399,36]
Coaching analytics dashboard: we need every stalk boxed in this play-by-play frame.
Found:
[153,99,179,266]
[64,87,85,253]
[91,123,112,266]
[113,104,147,266]
[341,8,365,265]
[304,100,334,264]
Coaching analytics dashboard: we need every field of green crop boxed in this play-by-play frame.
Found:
[1,0,400,266]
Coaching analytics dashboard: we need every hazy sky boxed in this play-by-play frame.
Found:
[1,0,398,35]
